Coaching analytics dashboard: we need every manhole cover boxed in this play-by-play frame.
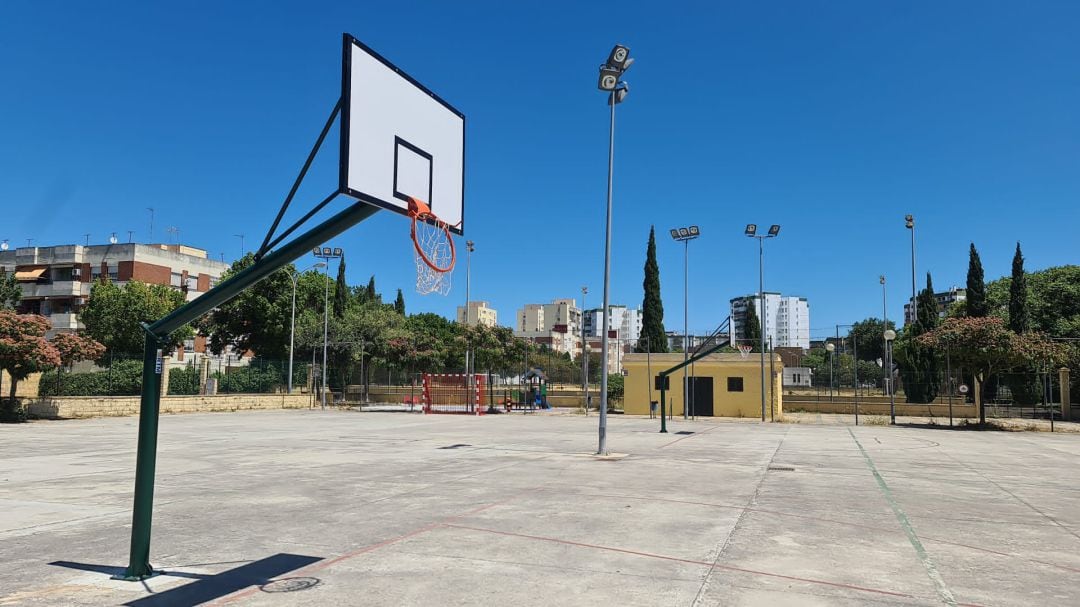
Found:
[768,466,796,472]
[438,443,472,449]
[260,577,320,593]
[674,431,695,435]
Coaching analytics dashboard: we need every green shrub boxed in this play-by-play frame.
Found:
[215,362,286,394]
[38,360,143,396]
[168,364,200,395]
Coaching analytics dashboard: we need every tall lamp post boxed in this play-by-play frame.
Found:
[463,240,475,409]
[313,246,343,408]
[884,329,897,424]
[670,226,700,419]
[746,224,780,422]
[581,286,589,415]
[595,43,633,456]
[825,342,835,401]
[905,215,916,324]
[880,275,889,396]
[286,262,325,394]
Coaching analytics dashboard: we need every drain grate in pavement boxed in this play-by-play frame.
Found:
[768,466,796,472]
[438,443,472,449]
[261,577,321,593]
[674,431,695,435]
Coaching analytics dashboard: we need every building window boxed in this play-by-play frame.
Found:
[107,264,118,281]
[170,272,182,287]
[186,276,198,291]
[727,377,744,392]
[654,376,669,390]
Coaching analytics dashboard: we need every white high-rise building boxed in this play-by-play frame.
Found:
[730,293,810,350]
[583,305,642,342]
[456,301,498,327]
[514,298,583,357]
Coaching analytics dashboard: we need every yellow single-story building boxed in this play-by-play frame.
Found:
[621,352,783,419]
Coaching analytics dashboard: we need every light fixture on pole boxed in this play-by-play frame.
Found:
[883,329,897,424]
[313,246,343,409]
[671,225,701,419]
[905,215,916,324]
[595,43,633,456]
[745,223,780,422]
[287,262,325,394]
[235,234,246,259]
[110,233,119,245]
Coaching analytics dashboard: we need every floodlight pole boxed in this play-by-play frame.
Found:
[683,238,690,419]
[597,87,615,456]
[906,215,917,324]
[288,270,298,394]
[581,286,588,416]
[321,261,330,408]
[758,237,767,421]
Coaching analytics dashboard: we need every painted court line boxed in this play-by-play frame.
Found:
[443,522,924,600]
[849,428,957,606]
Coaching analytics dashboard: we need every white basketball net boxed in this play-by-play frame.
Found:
[413,220,453,296]
[737,344,753,359]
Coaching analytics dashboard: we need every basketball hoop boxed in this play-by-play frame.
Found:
[737,344,753,359]
[408,197,457,295]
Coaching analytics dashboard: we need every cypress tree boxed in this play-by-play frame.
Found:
[1008,242,1028,333]
[743,296,762,352]
[636,226,668,353]
[966,243,987,317]
[332,256,348,318]
[394,288,406,315]
[1005,242,1040,403]
[366,275,378,303]
[897,272,940,403]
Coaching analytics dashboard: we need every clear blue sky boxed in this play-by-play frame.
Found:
[2,1,1078,340]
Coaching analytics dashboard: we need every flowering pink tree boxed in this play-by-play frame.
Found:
[51,332,106,368]
[917,316,1064,424]
[0,311,61,419]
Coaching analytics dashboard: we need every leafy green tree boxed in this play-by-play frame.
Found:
[1008,243,1028,333]
[847,318,896,363]
[918,316,1064,424]
[966,243,988,317]
[894,273,940,403]
[394,289,406,315]
[81,279,192,358]
[743,297,762,352]
[365,275,379,304]
[636,226,668,353]
[0,273,20,310]
[333,256,348,319]
[200,257,326,360]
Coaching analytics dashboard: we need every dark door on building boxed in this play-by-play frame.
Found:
[684,376,714,417]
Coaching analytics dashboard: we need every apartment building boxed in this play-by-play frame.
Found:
[730,292,810,350]
[456,301,498,327]
[0,242,229,341]
[514,298,583,357]
[583,305,642,342]
[904,287,966,326]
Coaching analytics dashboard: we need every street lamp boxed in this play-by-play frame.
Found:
[313,246,343,408]
[905,215,916,324]
[595,43,633,456]
[880,275,889,396]
[825,342,835,402]
[464,240,475,409]
[670,226,700,419]
[287,262,325,394]
[746,223,780,422]
[581,285,589,415]
[884,329,897,424]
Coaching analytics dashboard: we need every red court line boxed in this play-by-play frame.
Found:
[585,491,1080,576]
[210,486,540,605]
[444,522,916,600]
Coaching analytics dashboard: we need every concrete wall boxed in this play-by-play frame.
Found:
[783,398,977,418]
[26,393,311,419]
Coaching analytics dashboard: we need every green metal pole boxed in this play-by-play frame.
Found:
[117,333,164,579]
[119,199,379,580]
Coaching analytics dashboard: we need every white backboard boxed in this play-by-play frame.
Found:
[339,34,465,234]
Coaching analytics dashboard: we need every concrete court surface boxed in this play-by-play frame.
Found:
[1,410,1078,606]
